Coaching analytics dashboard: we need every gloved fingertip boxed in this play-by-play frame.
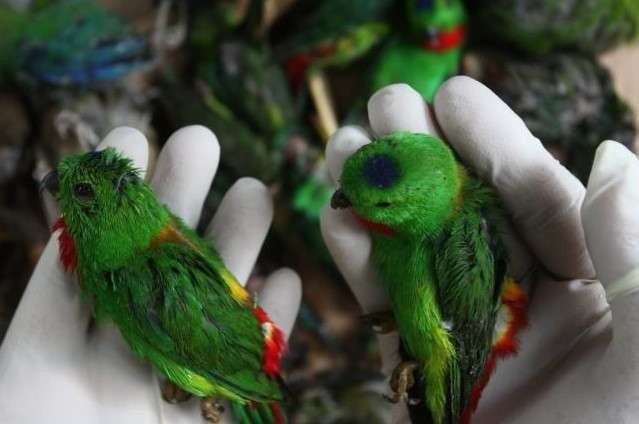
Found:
[368,83,438,137]
[587,140,636,191]
[583,140,639,286]
[97,126,149,178]
[260,268,302,339]
[326,126,371,183]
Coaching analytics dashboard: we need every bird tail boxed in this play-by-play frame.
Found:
[230,401,287,424]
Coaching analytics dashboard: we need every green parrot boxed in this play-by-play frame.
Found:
[330,132,527,424]
[41,149,287,424]
[373,0,466,101]
[278,0,393,86]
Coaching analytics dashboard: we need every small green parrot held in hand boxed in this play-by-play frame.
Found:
[40,149,287,424]
[331,132,528,424]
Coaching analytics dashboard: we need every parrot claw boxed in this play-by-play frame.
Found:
[201,397,225,423]
[161,380,192,403]
[361,311,397,334]
[386,361,419,404]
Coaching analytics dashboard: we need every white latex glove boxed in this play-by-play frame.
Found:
[320,77,639,423]
[0,126,302,424]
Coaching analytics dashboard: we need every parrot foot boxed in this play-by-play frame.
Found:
[161,380,192,403]
[361,310,396,334]
[201,397,225,423]
[384,361,419,404]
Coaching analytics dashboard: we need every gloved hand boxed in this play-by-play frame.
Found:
[321,76,639,423]
[0,126,302,424]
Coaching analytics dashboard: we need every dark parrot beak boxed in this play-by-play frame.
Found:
[331,189,352,209]
[40,170,59,195]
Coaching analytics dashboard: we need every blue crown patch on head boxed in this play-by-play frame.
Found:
[363,154,400,188]
[416,0,434,11]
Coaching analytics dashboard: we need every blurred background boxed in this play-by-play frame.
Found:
[0,1,637,422]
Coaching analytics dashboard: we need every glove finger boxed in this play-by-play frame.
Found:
[368,84,441,138]
[582,141,639,291]
[326,125,372,183]
[97,126,150,178]
[151,125,219,228]
[258,268,302,339]
[475,274,609,422]
[41,193,61,228]
[204,178,273,285]
[319,206,403,386]
[0,239,91,363]
[320,206,390,313]
[433,76,593,280]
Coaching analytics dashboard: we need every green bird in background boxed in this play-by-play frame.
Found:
[331,132,527,424]
[373,0,466,101]
[278,0,393,87]
[40,149,287,424]
[469,0,639,55]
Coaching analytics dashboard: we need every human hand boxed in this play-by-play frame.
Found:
[320,77,630,422]
[0,126,302,424]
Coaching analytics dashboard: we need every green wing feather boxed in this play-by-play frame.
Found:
[433,173,508,419]
[88,225,282,402]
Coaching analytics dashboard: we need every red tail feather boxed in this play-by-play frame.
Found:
[252,307,287,378]
[269,402,286,424]
[461,281,528,424]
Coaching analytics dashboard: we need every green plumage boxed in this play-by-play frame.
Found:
[276,0,393,69]
[49,149,285,423]
[372,0,466,101]
[373,42,462,102]
[96,234,279,401]
[468,0,639,55]
[334,132,513,424]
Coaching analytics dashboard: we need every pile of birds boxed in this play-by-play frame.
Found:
[0,0,637,422]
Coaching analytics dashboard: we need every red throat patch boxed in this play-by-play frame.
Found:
[353,213,396,236]
[284,44,337,87]
[253,307,287,378]
[52,217,77,272]
[421,24,466,52]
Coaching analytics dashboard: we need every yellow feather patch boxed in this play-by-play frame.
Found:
[150,222,251,305]
[493,278,528,352]
[220,268,251,304]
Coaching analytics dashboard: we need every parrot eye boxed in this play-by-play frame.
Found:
[73,182,95,201]
[416,0,434,10]
[363,154,400,189]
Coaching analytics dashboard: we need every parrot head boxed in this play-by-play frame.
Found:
[407,0,466,51]
[331,132,461,240]
[41,148,168,269]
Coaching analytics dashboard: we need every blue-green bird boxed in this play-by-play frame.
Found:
[331,132,528,424]
[0,0,151,86]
